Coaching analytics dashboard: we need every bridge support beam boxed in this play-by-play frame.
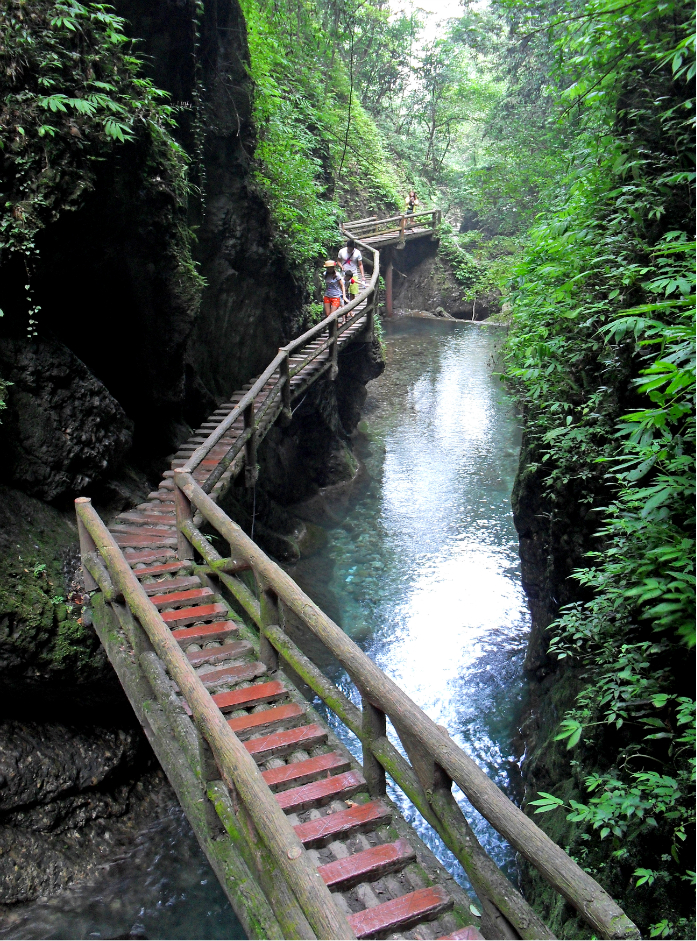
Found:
[385,250,394,318]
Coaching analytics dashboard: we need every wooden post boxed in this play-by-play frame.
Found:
[174,481,195,561]
[385,251,394,318]
[366,301,374,340]
[75,497,98,591]
[398,214,406,247]
[361,695,387,797]
[280,351,292,426]
[258,583,280,673]
[244,401,258,488]
[329,317,338,380]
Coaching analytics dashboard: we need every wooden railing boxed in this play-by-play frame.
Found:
[344,208,442,243]
[182,236,379,491]
[161,470,640,941]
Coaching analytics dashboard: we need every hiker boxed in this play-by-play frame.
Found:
[347,272,362,304]
[322,260,346,317]
[337,238,366,290]
[406,190,419,222]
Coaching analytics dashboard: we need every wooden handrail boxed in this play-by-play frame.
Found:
[345,208,437,231]
[182,236,379,482]
[74,496,357,941]
[172,470,641,941]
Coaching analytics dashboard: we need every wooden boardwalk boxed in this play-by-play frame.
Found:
[75,218,639,940]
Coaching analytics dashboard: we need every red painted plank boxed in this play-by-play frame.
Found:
[438,927,484,940]
[124,548,176,565]
[132,560,191,578]
[261,752,350,791]
[293,800,391,848]
[150,587,215,609]
[161,603,228,627]
[117,512,176,525]
[348,886,453,939]
[275,769,366,813]
[244,723,327,761]
[142,576,201,596]
[114,532,178,548]
[171,621,238,646]
[212,681,287,712]
[110,524,176,537]
[187,640,253,666]
[146,492,175,503]
[227,702,304,739]
[317,839,416,891]
[199,661,266,687]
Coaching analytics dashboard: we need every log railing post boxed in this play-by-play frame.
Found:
[244,401,258,488]
[398,214,406,247]
[258,582,280,673]
[174,481,195,561]
[280,350,292,426]
[329,317,338,380]
[366,300,374,340]
[75,497,98,591]
[361,694,387,797]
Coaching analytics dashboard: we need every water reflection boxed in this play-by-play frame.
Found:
[303,317,529,882]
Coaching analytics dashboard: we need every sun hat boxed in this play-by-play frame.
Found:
[323,260,336,268]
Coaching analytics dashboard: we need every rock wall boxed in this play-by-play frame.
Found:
[389,239,500,320]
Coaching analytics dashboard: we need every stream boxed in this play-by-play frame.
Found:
[1,317,530,940]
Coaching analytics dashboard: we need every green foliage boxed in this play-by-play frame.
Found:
[495,0,695,932]
[239,0,402,271]
[0,0,193,335]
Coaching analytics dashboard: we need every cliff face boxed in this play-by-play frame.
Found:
[0,0,383,906]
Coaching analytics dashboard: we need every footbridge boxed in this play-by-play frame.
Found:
[75,215,639,941]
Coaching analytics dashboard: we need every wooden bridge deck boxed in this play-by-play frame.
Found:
[75,217,639,941]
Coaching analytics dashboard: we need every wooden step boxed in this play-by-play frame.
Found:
[261,752,350,791]
[317,839,416,891]
[245,723,327,761]
[187,640,254,666]
[150,587,216,609]
[113,532,178,549]
[124,548,176,565]
[275,769,366,814]
[142,576,201,596]
[132,560,191,579]
[161,602,229,627]
[293,800,391,848]
[212,681,287,713]
[146,491,175,502]
[199,660,267,688]
[227,702,304,740]
[348,886,453,939]
[172,620,238,646]
[118,512,176,525]
[111,523,176,536]
[438,928,484,940]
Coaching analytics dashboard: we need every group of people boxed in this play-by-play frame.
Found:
[322,238,366,318]
[322,192,419,317]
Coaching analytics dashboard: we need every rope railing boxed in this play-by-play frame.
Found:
[168,470,640,941]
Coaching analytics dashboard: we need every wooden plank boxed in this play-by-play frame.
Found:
[113,532,178,548]
[123,548,176,565]
[110,524,176,537]
[142,576,201,596]
[199,661,267,688]
[161,602,229,627]
[150,587,215,609]
[172,621,238,646]
[187,640,254,666]
[317,839,416,891]
[293,800,391,848]
[244,723,328,761]
[227,702,304,739]
[275,770,366,814]
[438,927,485,940]
[348,886,452,939]
[132,560,192,579]
[212,681,287,712]
[261,752,350,791]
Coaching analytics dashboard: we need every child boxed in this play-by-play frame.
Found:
[347,274,361,303]
[323,260,346,317]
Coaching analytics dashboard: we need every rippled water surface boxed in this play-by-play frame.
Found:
[297,317,530,883]
[2,317,528,938]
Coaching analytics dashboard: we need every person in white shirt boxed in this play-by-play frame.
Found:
[337,239,365,293]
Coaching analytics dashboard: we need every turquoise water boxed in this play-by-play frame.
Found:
[292,316,529,884]
[1,317,528,937]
